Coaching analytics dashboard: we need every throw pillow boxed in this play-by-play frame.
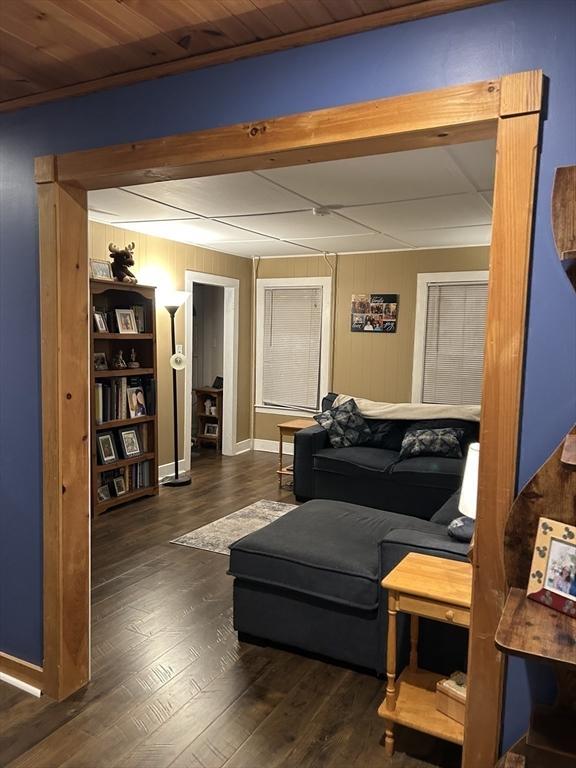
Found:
[448,516,475,542]
[314,398,372,449]
[399,427,464,460]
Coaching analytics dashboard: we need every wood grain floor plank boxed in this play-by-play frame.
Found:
[1,451,449,768]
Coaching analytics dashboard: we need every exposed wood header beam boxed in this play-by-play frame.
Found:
[0,0,499,114]
[57,78,501,189]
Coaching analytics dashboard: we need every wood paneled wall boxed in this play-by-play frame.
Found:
[255,246,489,440]
[89,222,252,463]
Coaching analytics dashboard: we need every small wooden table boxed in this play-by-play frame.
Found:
[378,552,472,756]
[277,418,314,488]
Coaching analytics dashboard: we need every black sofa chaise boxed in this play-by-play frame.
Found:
[293,393,479,519]
[230,492,469,676]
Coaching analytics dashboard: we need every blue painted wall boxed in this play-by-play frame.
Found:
[0,0,574,748]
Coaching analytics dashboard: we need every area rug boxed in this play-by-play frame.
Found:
[170,499,297,555]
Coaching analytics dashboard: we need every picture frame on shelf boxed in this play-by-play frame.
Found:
[93,310,108,333]
[94,352,108,371]
[97,484,111,502]
[97,432,117,464]
[115,308,138,334]
[212,376,223,390]
[127,386,147,418]
[527,516,576,617]
[118,427,141,459]
[204,423,219,437]
[131,305,145,333]
[113,476,127,497]
[90,259,114,281]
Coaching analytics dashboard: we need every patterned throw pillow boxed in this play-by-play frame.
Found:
[399,427,464,460]
[314,398,372,449]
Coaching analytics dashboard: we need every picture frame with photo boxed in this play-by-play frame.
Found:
[204,423,219,437]
[350,293,399,333]
[97,432,117,464]
[93,310,108,333]
[115,308,139,335]
[90,259,114,281]
[97,484,111,502]
[118,427,142,459]
[94,352,108,371]
[112,476,127,497]
[127,386,147,418]
[527,516,576,617]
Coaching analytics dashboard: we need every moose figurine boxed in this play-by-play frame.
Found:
[108,242,138,283]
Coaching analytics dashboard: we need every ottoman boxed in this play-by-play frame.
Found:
[229,498,469,674]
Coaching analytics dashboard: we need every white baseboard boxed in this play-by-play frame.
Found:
[234,439,253,454]
[253,439,293,455]
[0,671,41,697]
[158,458,187,481]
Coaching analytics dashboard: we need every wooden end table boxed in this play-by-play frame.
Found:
[277,418,314,488]
[378,552,472,756]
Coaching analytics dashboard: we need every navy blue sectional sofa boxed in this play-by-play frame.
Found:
[293,393,479,519]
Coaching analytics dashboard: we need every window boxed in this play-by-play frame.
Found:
[256,277,332,414]
[412,271,489,405]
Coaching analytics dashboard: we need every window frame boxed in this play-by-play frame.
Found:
[255,276,332,417]
[411,270,490,404]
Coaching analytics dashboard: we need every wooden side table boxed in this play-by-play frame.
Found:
[378,552,472,756]
[277,418,314,488]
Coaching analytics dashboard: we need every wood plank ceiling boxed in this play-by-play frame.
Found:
[0,0,497,113]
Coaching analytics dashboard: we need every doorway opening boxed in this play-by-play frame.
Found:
[184,271,239,463]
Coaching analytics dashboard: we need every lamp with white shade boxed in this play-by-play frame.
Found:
[459,442,480,519]
[161,290,191,487]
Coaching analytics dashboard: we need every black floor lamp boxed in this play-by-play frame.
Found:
[162,290,191,487]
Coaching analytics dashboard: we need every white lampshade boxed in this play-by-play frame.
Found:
[459,442,480,519]
[159,290,189,309]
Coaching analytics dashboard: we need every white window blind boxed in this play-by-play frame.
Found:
[422,282,488,405]
[262,286,322,411]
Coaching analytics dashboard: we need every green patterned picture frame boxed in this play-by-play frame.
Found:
[527,516,576,617]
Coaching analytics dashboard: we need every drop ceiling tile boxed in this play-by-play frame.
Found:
[123,172,310,217]
[213,240,320,258]
[291,233,412,253]
[342,193,492,232]
[446,140,496,191]
[259,146,477,206]
[88,188,199,221]
[102,219,269,245]
[403,225,492,248]
[217,210,373,239]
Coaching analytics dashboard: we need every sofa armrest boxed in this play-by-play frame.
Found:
[293,425,329,499]
[380,528,469,580]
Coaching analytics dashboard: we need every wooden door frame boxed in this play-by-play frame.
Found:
[31,71,542,767]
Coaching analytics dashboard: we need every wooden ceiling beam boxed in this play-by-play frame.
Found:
[0,0,499,113]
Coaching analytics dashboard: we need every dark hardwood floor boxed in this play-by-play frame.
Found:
[0,451,460,768]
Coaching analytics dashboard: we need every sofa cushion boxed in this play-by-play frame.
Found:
[314,398,372,448]
[399,428,464,460]
[430,489,462,524]
[313,446,398,478]
[365,419,407,451]
[389,456,464,489]
[229,499,443,610]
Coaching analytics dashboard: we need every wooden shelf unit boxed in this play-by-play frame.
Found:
[194,387,223,453]
[90,280,159,516]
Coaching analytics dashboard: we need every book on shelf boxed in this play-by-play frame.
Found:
[94,376,154,424]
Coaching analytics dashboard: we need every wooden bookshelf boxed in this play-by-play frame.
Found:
[194,387,223,453]
[90,280,159,516]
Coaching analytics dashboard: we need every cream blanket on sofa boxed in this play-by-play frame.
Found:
[333,394,481,422]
